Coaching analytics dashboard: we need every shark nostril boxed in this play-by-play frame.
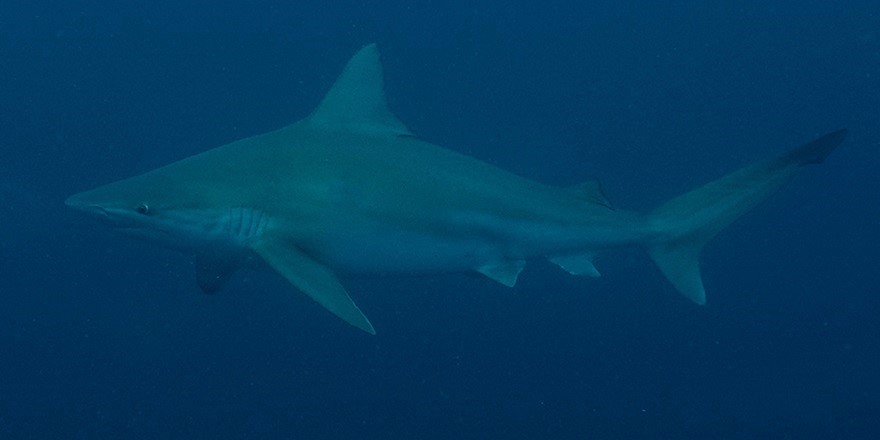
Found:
[84,205,110,218]
[65,195,110,218]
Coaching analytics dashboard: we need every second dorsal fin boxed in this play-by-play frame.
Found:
[567,179,614,209]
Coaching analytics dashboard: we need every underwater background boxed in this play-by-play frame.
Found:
[1,0,879,438]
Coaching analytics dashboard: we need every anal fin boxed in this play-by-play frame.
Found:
[253,240,375,334]
[549,254,601,277]
[477,260,525,287]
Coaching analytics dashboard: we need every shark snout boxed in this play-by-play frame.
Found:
[65,194,111,219]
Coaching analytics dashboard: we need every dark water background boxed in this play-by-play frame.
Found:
[1,1,879,438]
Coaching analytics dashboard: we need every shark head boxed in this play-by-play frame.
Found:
[65,168,269,254]
[67,173,160,220]
[67,182,186,252]
[67,172,165,225]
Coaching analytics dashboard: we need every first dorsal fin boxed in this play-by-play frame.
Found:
[307,44,413,136]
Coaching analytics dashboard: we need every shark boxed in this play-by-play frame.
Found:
[66,44,847,334]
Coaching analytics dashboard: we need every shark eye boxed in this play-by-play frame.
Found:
[135,202,151,215]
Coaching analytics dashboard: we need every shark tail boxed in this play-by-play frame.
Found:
[646,129,847,304]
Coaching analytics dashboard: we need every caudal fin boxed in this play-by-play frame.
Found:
[647,129,848,304]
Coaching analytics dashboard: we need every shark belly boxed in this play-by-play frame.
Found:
[306,206,647,275]
[319,230,493,274]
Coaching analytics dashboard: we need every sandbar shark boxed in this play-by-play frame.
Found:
[66,44,847,334]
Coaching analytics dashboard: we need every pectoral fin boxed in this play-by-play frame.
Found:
[549,253,601,277]
[253,241,376,334]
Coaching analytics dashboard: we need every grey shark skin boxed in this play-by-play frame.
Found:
[66,44,847,334]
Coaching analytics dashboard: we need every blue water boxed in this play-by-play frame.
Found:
[1,1,878,438]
